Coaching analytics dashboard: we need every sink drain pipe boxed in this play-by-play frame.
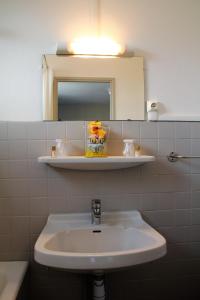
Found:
[93,273,105,300]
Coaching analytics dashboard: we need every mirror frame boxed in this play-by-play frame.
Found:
[42,55,144,121]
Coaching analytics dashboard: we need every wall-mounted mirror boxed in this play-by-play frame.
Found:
[43,55,144,120]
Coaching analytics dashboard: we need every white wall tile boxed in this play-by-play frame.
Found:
[102,169,141,195]
[8,179,30,197]
[190,140,200,173]
[0,198,10,216]
[6,197,29,216]
[190,158,200,174]
[68,172,105,196]
[66,121,85,140]
[160,174,190,192]
[0,217,11,234]
[1,120,200,266]
[47,165,67,178]
[190,225,200,242]
[175,122,190,139]
[175,139,191,156]
[191,175,200,191]
[122,121,140,139]
[158,139,174,156]
[0,236,11,253]
[28,140,46,158]
[30,216,47,234]
[140,161,159,175]
[161,227,190,243]
[29,179,47,197]
[107,140,123,156]
[8,160,28,178]
[157,193,175,210]
[102,121,122,139]
[48,196,68,213]
[67,140,85,156]
[191,209,200,225]
[158,122,175,139]
[143,210,174,227]
[66,195,92,213]
[175,192,190,209]
[30,197,48,216]
[0,179,29,197]
[48,178,69,197]
[140,139,158,156]
[156,157,190,175]
[103,194,142,211]
[11,216,29,235]
[0,141,9,159]
[191,123,200,139]
[140,122,158,139]
[142,193,175,211]
[175,210,191,226]
[141,193,158,211]
[139,174,161,193]
[0,122,7,140]
[191,139,200,155]
[8,141,28,159]
[10,235,30,253]
[0,180,9,197]
[0,161,9,178]
[46,122,66,140]
[8,122,28,139]
[27,122,47,140]
[28,159,48,178]
[192,191,200,208]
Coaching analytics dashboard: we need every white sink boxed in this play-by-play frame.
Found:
[34,211,166,270]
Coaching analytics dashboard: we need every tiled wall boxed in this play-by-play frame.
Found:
[1,120,200,299]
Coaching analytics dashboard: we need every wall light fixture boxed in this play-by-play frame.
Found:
[57,0,125,56]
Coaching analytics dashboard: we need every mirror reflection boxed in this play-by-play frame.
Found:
[43,55,145,121]
[58,81,111,121]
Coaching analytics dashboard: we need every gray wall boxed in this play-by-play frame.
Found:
[0,120,200,299]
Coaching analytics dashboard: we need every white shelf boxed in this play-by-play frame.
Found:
[38,155,155,170]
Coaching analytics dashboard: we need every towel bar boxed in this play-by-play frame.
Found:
[167,152,200,162]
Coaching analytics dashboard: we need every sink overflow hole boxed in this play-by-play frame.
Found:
[92,230,102,233]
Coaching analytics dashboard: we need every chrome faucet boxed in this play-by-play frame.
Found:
[91,199,101,225]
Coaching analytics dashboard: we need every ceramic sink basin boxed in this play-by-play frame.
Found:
[34,211,166,270]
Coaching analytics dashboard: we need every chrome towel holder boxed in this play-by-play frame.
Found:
[167,152,200,163]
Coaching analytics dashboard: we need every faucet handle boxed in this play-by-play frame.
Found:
[91,199,101,208]
[91,199,102,225]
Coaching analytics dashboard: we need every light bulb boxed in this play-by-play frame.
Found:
[69,36,124,56]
